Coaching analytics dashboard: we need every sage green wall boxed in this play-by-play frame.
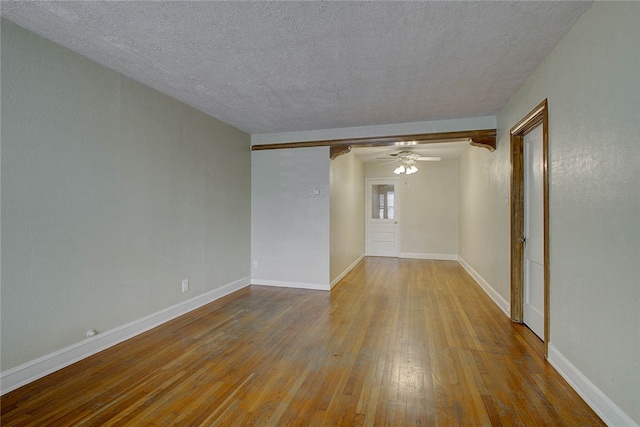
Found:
[458,145,510,297]
[1,20,251,371]
[251,147,330,288]
[459,3,639,423]
[330,152,364,283]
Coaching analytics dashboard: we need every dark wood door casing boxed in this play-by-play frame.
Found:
[510,99,550,356]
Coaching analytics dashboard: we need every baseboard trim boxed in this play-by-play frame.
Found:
[457,257,510,317]
[400,252,458,261]
[251,278,330,291]
[0,276,251,395]
[330,254,365,289]
[547,344,638,427]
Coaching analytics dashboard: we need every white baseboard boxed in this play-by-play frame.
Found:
[457,257,510,317]
[547,344,638,427]
[0,276,251,395]
[330,254,365,289]
[251,278,330,291]
[455,258,637,427]
[400,252,458,261]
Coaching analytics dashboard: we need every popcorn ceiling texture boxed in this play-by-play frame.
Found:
[1,1,591,134]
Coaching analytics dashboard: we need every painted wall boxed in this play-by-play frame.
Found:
[458,144,510,299]
[329,152,364,285]
[459,3,640,424]
[1,20,251,371]
[251,147,330,289]
[365,159,459,258]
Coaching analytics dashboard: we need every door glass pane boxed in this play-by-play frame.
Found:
[371,184,395,219]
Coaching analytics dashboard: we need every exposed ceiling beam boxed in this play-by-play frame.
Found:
[251,129,496,159]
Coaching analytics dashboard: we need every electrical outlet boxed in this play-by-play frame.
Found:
[253,260,258,268]
[181,279,189,292]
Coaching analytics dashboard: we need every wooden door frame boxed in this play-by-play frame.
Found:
[510,99,550,356]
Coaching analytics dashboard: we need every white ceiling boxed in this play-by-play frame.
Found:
[1,1,591,135]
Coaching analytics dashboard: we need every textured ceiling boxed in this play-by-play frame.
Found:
[1,1,591,134]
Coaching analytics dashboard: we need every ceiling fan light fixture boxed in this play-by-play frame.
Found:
[406,164,418,175]
[394,164,406,174]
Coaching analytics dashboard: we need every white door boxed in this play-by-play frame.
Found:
[365,179,400,257]
[523,125,545,340]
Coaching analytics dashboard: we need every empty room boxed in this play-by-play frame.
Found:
[1,1,638,426]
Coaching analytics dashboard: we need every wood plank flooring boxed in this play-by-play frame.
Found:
[2,258,604,426]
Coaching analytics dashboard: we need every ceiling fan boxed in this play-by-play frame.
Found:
[376,150,441,175]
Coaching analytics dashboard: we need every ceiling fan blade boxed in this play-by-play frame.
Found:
[415,157,442,161]
[376,159,399,165]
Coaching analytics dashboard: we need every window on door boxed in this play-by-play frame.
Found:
[372,184,395,219]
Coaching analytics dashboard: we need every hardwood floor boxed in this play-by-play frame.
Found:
[2,258,604,426]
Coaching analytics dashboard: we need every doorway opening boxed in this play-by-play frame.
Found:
[510,99,550,355]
